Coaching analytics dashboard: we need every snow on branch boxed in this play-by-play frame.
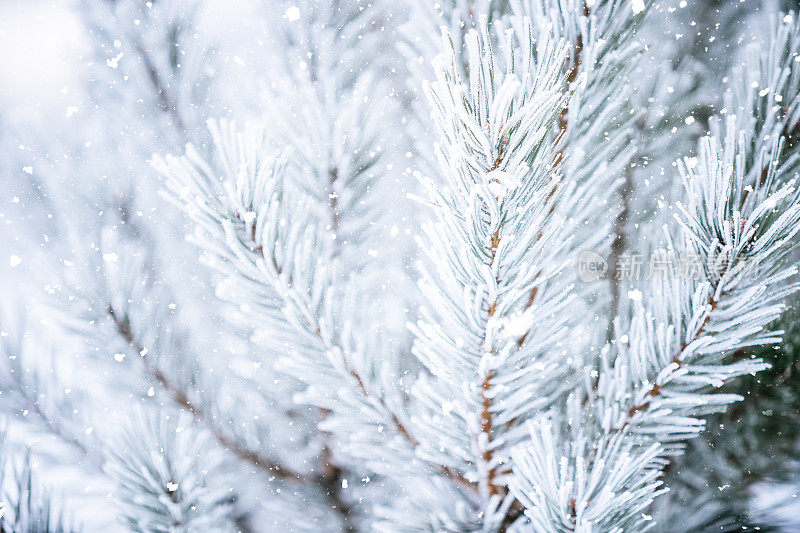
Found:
[510,115,800,533]
[405,16,575,525]
[157,121,434,482]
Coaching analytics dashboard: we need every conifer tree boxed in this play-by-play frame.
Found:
[3,0,800,531]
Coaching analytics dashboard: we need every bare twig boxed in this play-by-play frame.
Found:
[133,40,187,134]
[606,154,636,341]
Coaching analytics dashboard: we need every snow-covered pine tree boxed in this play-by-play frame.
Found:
[3,0,800,531]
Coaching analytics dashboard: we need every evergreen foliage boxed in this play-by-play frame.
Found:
[2,0,800,531]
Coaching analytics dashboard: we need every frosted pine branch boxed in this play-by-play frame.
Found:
[403,18,580,526]
[510,102,800,533]
[6,1,800,531]
[157,121,439,481]
[0,434,79,533]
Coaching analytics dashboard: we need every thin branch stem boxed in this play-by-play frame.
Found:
[327,166,342,257]
[93,0,188,136]
[516,1,588,348]
[105,304,308,482]
[618,298,718,432]
[552,0,588,169]
[477,155,508,500]
[319,446,356,533]
[2,374,99,467]
[606,148,637,341]
[133,39,187,135]
[250,214,474,492]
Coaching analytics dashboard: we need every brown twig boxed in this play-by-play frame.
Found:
[106,304,307,482]
[606,157,636,341]
[621,299,718,427]
[328,166,342,256]
[133,40,187,134]
[475,148,509,499]
[552,1,588,169]
[319,446,356,532]
[516,1,589,348]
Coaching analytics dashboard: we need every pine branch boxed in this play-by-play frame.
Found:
[0,367,90,461]
[159,119,474,504]
[248,174,477,492]
[0,327,103,471]
[0,433,80,533]
[104,302,306,482]
[510,113,800,533]
[553,0,588,168]
[659,309,800,529]
[514,2,587,345]
[511,0,651,349]
[408,16,574,524]
[11,0,800,530]
[606,159,634,340]
[81,0,206,140]
[133,38,187,134]
[104,412,236,532]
